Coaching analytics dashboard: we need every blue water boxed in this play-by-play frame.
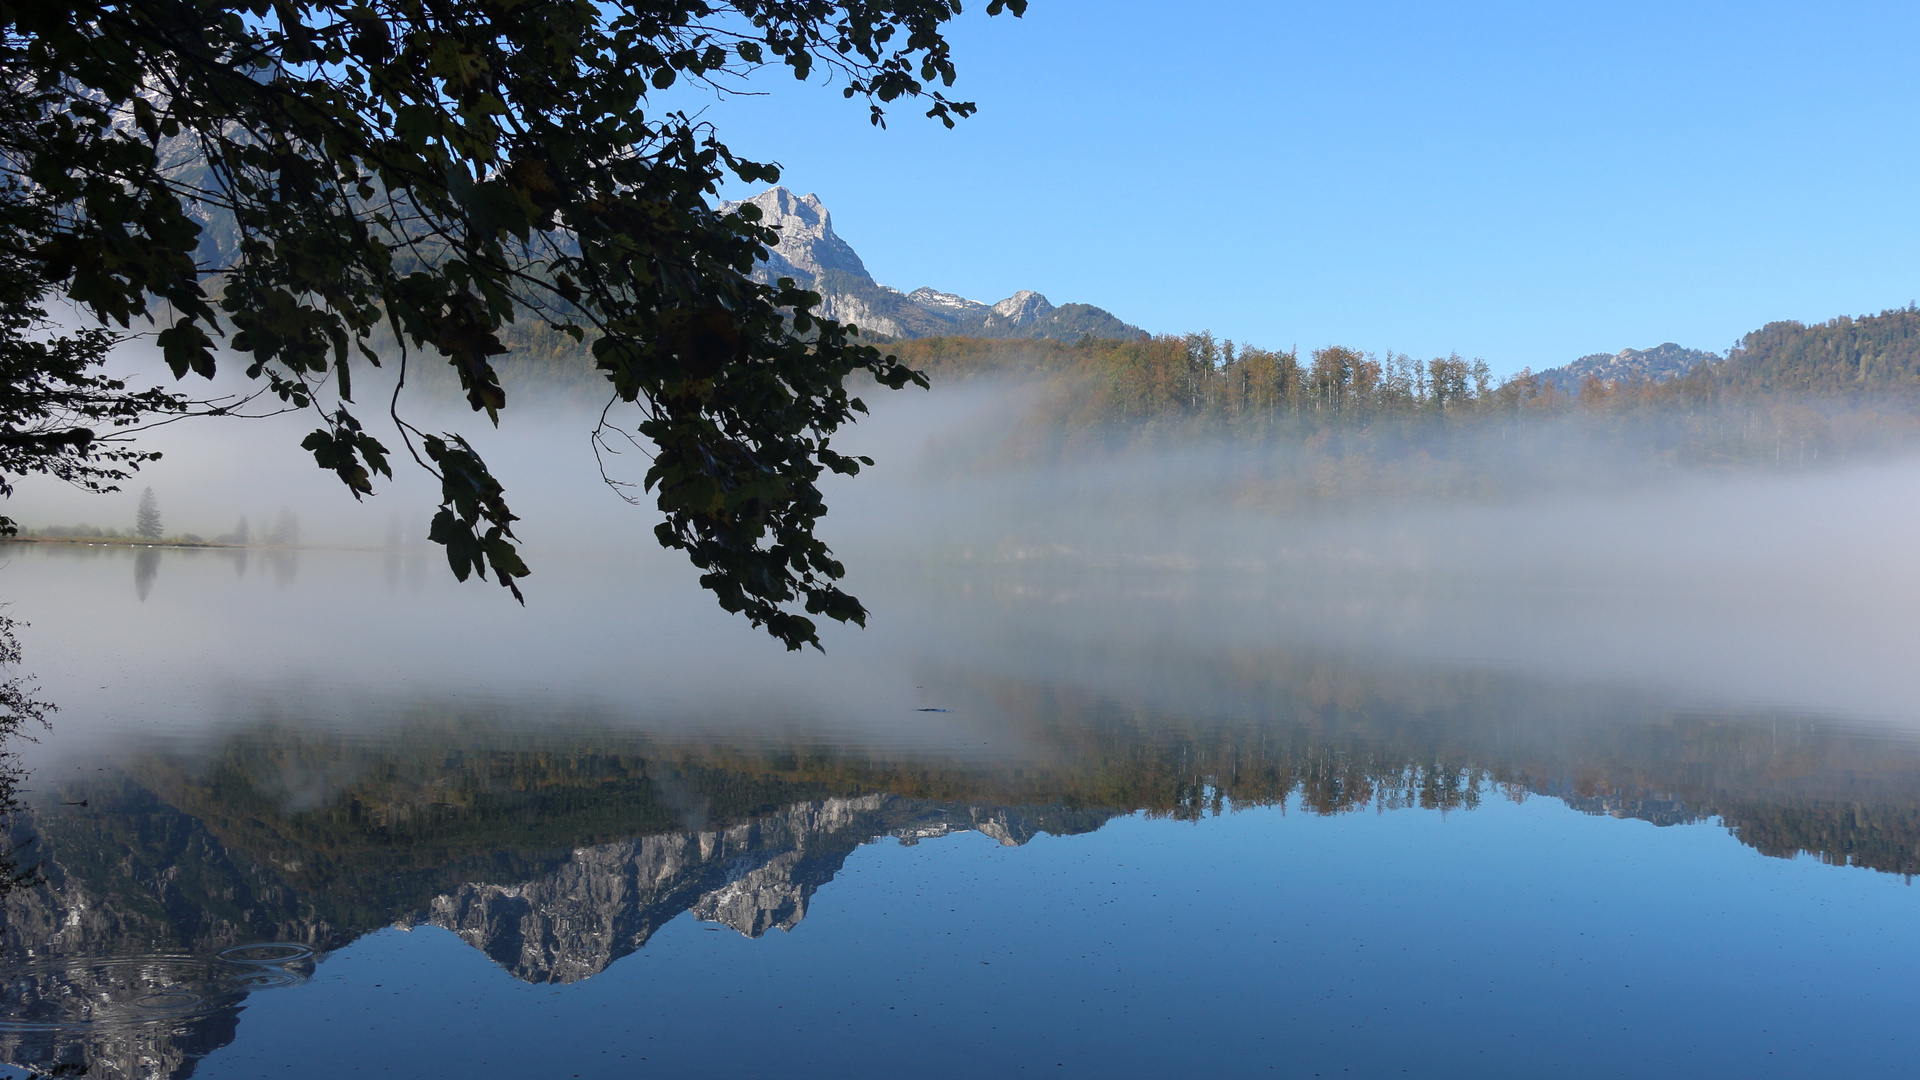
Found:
[1,544,1917,1079]
[157,799,1916,1079]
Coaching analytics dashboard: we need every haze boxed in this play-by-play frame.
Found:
[9,363,1920,774]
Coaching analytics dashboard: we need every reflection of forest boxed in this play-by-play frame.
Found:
[4,653,1920,1077]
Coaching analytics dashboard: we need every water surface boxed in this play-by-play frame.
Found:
[1,542,1917,1079]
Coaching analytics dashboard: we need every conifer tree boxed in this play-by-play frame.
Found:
[133,487,162,540]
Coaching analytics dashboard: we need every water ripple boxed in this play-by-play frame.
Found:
[0,944,314,1033]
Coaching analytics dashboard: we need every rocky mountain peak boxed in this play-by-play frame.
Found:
[989,289,1055,325]
[723,187,1143,343]
[1537,341,1718,394]
[722,186,872,284]
[907,287,989,316]
[420,794,1119,984]
[906,287,1063,329]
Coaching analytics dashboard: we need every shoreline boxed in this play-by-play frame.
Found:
[4,536,236,549]
[0,537,375,552]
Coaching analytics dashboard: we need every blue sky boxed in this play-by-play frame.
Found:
[699,0,1920,376]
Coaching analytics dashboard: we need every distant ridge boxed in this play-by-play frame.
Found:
[1535,342,1719,394]
[1537,306,1920,397]
[720,187,1144,343]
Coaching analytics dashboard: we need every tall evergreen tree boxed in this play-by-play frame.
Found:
[134,487,162,540]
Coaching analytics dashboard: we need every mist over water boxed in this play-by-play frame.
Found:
[6,362,1920,1080]
[12,3,1920,1069]
[826,379,1920,727]
[9,367,1920,733]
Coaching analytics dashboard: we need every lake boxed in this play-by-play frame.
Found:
[1,537,1917,1079]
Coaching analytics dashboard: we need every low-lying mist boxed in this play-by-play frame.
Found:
[4,341,656,553]
[8,338,1920,734]
[18,334,1919,577]
[824,371,1920,589]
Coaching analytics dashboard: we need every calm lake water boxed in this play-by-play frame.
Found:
[1,539,1918,1079]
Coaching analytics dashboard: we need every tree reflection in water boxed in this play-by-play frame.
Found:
[3,656,1920,1077]
[131,549,158,603]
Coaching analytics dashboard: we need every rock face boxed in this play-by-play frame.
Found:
[425,794,1118,983]
[721,187,1143,343]
[160,164,1141,344]
[0,788,1120,1077]
[1536,342,1717,394]
[990,290,1055,326]
[0,792,330,1080]
[738,188,873,284]
[907,287,990,320]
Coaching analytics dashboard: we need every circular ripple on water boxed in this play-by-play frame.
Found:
[0,945,313,1033]
[218,943,315,966]
[226,969,303,991]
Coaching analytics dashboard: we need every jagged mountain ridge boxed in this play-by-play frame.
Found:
[122,148,1145,347]
[10,674,1920,1079]
[0,786,1119,1078]
[721,187,1145,343]
[1534,342,1719,394]
[426,795,1118,983]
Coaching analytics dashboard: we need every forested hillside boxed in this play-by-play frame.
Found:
[1703,305,1920,393]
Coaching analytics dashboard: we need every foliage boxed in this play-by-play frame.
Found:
[0,28,209,536]
[0,0,1029,648]
[0,309,189,538]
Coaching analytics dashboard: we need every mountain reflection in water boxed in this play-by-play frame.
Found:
[2,546,1920,1078]
[6,682,1920,1076]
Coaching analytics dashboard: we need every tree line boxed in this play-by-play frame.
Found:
[880,318,1920,503]
[40,671,1920,911]
[236,304,1920,510]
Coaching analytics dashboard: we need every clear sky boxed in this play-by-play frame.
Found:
[696,0,1920,376]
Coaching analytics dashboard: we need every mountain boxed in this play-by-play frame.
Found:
[1535,342,1719,394]
[720,187,1145,343]
[0,784,1118,1078]
[9,671,1920,1078]
[131,155,1143,347]
[423,795,1117,984]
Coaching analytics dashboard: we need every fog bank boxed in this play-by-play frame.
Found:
[6,362,1920,737]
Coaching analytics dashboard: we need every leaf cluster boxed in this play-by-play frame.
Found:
[0,0,1018,647]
